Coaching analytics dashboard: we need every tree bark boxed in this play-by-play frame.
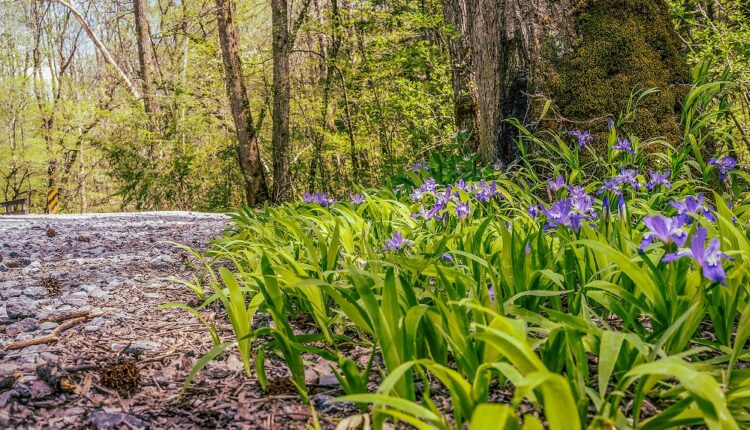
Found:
[215,0,270,206]
[455,0,689,166]
[133,0,156,114]
[442,0,479,150]
[271,0,291,203]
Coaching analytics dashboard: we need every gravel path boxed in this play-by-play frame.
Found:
[1,212,233,428]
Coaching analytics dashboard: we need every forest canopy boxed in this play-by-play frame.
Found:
[1,0,746,213]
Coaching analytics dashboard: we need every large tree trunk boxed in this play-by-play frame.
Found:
[271,0,291,203]
[133,0,156,114]
[456,0,689,166]
[215,0,270,206]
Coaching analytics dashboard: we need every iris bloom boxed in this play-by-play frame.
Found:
[641,215,687,250]
[411,160,429,172]
[709,156,737,180]
[670,194,715,222]
[475,180,500,202]
[646,170,672,190]
[382,231,414,252]
[542,198,579,231]
[568,130,593,148]
[303,192,335,207]
[662,227,731,285]
[456,201,470,220]
[611,137,635,155]
[349,193,365,205]
[548,175,566,192]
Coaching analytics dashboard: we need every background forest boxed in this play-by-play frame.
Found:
[0,0,747,213]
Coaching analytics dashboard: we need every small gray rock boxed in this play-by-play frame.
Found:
[0,363,19,376]
[87,411,149,429]
[62,297,87,307]
[6,296,37,320]
[29,380,52,399]
[5,318,39,335]
[39,321,59,330]
[23,287,47,298]
[40,352,59,363]
[21,261,41,275]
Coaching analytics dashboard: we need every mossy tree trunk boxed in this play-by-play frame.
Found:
[451,0,689,166]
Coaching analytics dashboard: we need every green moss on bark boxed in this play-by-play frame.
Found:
[546,0,689,142]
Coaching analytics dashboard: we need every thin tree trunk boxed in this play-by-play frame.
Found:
[215,0,270,206]
[48,0,140,99]
[133,0,156,114]
[442,0,478,150]
[271,0,291,202]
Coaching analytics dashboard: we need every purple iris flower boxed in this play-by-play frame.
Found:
[475,180,500,202]
[542,198,580,231]
[441,253,454,262]
[528,205,539,219]
[568,130,594,148]
[455,179,469,192]
[670,194,715,222]
[611,137,635,155]
[382,231,415,252]
[417,178,438,193]
[548,175,566,192]
[568,185,587,200]
[598,177,622,194]
[608,118,615,130]
[436,187,456,207]
[646,170,672,191]
[488,284,495,301]
[709,156,737,180]
[303,192,335,207]
[618,167,641,190]
[302,191,316,204]
[662,227,732,285]
[641,215,687,250]
[571,193,597,219]
[456,201,471,220]
[411,160,429,172]
[410,189,424,202]
[349,193,365,205]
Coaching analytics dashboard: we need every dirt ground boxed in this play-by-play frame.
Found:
[0,212,354,429]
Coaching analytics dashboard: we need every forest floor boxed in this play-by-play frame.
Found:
[0,212,351,429]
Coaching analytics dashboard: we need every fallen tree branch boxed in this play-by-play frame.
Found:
[46,309,102,323]
[5,311,103,350]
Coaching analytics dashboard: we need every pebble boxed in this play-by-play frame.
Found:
[21,261,41,275]
[23,287,47,298]
[40,352,59,363]
[39,321,59,330]
[5,318,39,335]
[0,363,19,376]
[5,296,37,320]
[62,297,87,307]
[87,411,149,429]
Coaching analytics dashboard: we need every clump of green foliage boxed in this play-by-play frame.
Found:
[167,73,749,429]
